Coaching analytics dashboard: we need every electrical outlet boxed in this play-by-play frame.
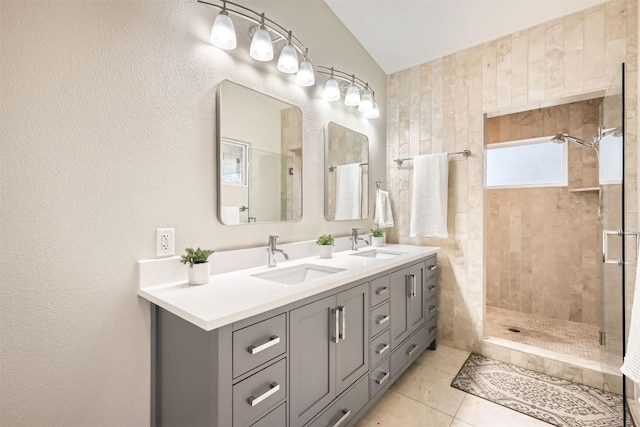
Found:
[156,228,175,257]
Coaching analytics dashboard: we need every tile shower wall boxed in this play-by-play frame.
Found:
[386,0,638,352]
[485,101,602,325]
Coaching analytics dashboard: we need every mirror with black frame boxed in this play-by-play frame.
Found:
[217,81,302,224]
[324,122,369,221]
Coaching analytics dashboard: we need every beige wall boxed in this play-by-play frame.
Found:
[0,1,386,425]
[485,100,602,325]
[386,0,637,351]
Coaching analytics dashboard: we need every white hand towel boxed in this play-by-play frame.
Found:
[621,265,640,382]
[335,163,362,220]
[374,189,394,228]
[221,206,241,225]
[409,152,449,238]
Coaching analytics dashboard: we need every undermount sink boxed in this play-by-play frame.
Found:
[252,263,346,285]
[350,249,406,259]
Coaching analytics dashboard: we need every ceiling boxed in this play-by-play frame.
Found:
[324,0,609,74]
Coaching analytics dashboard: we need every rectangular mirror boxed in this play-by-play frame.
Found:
[217,81,302,224]
[324,122,369,221]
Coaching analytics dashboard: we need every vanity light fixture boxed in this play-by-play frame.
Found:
[317,66,380,119]
[200,0,314,85]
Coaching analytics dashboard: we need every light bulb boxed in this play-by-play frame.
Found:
[365,100,380,119]
[323,78,340,101]
[358,92,373,113]
[277,43,299,74]
[296,59,315,87]
[210,10,236,50]
[344,85,361,106]
[250,26,273,61]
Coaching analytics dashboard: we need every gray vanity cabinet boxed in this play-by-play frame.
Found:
[289,282,369,427]
[389,261,425,349]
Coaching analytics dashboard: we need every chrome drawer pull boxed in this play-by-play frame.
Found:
[339,306,346,340]
[376,343,390,355]
[248,382,280,407]
[248,336,280,355]
[376,315,390,325]
[407,274,417,298]
[429,326,436,334]
[428,306,437,313]
[375,371,390,385]
[330,409,351,427]
[429,265,437,271]
[407,344,419,356]
[428,285,436,292]
[376,286,389,296]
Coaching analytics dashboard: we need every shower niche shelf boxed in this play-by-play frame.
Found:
[569,187,599,193]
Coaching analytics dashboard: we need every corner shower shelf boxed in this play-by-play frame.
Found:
[569,187,600,193]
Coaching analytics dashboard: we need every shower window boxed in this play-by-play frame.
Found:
[485,136,568,188]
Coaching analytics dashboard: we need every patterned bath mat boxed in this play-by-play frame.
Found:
[451,353,627,427]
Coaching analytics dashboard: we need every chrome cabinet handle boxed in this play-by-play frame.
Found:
[248,382,280,407]
[429,265,437,271]
[407,344,419,356]
[407,274,416,298]
[375,371,390,385]
[428,306,437,313]
[330,409,351,427]
[376,286,389,296]
[376,343,389,355]
[376,315,390,325]
[428,285,436,292]
[248,336,280,355]
[333,308,340,343]
[339,306,346,340]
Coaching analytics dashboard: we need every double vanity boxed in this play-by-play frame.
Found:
[140,244,438,427]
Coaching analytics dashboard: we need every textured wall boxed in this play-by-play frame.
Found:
[386,0,637,352]
[0,1,386,425]
[485,100,602,325]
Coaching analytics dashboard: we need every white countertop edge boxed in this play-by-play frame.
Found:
[138,244,439,331]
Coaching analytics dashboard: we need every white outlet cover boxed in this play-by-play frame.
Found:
[156,228,175,257]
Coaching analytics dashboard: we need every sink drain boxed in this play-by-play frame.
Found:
[508,327,521,333]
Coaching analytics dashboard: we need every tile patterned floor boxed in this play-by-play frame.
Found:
[485,306,622,368]
[354,345,554,427]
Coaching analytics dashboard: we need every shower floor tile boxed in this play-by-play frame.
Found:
[485,306,621,368]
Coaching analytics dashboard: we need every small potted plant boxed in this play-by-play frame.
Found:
[316,234,335,259]
[371,228,385,247]
[180,247,215,285]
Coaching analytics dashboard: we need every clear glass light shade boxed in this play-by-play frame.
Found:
[296,60,315,86]
[210,12,236,50]
[250,27,274,61]
[344,85,361,106]
[277,44,299,74]
[365,100,380,119]
[323,78,341,101]
[358,92,373,113]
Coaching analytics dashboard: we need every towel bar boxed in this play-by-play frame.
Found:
[393,150,471,166]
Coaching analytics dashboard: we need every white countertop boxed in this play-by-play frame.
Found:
[138,244,438,331]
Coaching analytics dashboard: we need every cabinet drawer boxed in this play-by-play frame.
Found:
[426,316,437,342]
[425,256,437,279]
[370,329,391,368]
[306,375,368,427]
[424,276,437,302]
[425,300,437,322]
[250,402,286,427]
[391,325,427,378]
[370,302,390,338]
[370,276,390,307]
[369,357,390,399]
[233,313,286,378]
[233,358,286,427]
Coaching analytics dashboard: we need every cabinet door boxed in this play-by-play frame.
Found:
[390,267,410,349]
[290,296,337,427]
[336,283,369,395]
[407,262,425,332]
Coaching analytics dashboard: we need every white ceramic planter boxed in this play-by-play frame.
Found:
[319,245,333,259]
[188,262,211,285]
[372,236,385,247]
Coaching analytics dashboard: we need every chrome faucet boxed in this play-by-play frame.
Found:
[351,228,370,251]
[267,235,289,267]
